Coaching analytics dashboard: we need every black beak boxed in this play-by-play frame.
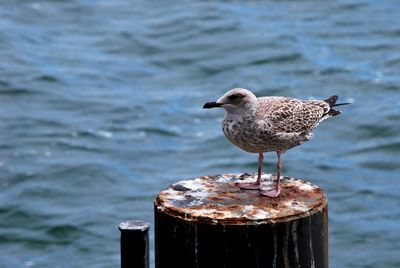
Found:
[203,101,223,109]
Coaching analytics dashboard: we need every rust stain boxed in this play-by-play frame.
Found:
[154,174,327,225]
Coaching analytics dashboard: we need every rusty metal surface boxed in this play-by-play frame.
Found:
[154,174,327,224]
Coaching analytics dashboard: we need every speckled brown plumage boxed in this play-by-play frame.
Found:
[203,88,348,197]
[219,92,338,155]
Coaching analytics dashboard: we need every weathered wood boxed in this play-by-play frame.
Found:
[154,174,328,268]
[119,220,150,268]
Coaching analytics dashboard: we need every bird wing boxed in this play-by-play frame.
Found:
[258,97,329,134]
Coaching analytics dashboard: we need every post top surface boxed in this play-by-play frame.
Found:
[154,174,327,224]
[119,220,150,232]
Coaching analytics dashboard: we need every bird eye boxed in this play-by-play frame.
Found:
[228,94,243,100]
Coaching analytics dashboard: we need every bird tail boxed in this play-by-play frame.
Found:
[333,102,352,107]
[324,95,351,116]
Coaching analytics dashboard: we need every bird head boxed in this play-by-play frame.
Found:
[203,88,258,114]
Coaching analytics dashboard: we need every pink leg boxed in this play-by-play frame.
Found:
[260,151,282,197]
[239,153,264,190]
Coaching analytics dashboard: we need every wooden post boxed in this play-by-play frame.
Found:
[154,174,328,268]
[119,220,150,268]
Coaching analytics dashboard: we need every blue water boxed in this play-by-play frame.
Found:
[1,0,399,267]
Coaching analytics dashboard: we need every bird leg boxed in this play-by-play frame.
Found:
[260,151,282,197]
[239,153,264,190]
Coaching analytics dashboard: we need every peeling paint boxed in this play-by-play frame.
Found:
[291,221,300,267]
[154,174,327,225]
[273,230,277,268]
[308,216,316,268]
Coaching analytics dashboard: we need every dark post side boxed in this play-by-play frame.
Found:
[154,174,328,268]
[119,220,150,268]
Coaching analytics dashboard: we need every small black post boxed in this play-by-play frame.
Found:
[119,220,150,268]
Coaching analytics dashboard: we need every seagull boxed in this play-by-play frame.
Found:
[203,88,349,197]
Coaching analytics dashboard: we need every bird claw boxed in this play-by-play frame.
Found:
[238,181,261,190]
[260,188,281,198]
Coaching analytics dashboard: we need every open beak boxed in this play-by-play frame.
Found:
[203,101,223,109]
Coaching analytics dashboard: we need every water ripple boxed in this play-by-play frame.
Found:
[245,52,303,66]
[0,87,41,96]
[136,127,181,137]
